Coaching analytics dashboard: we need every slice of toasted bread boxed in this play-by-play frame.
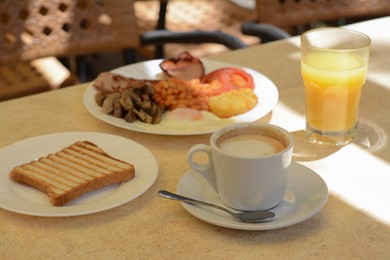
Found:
[9,141,135,206]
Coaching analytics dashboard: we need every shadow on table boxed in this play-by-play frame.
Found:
[291,116,389,162]
[202,194,390,259]
[291,130,342,162]
[256,111,273,124]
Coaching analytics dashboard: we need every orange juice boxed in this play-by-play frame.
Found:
[301,51,367,132]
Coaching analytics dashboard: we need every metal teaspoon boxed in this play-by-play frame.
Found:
[158,190,275,223]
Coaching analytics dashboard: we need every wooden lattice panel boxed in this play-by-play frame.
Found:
[256,0,390,29]
[0,0,140,64]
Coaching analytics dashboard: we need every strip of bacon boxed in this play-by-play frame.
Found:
[159,51,205,80]
[93,72,157,93]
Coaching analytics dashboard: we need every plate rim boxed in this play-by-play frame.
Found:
[83,59,279,135]
[0,132,159,217]
[177,162,328,230]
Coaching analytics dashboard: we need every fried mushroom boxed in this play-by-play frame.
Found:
[120,89,134,111]
[95,77,164,124]
[95,91,108,106]
[102,93,121,114]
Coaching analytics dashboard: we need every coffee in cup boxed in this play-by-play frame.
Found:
[188,123,294,211]
[217,127,287,157]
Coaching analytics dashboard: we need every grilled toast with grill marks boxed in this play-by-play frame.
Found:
[9,141,135,206]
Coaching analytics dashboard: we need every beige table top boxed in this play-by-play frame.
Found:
[1,17,390,259]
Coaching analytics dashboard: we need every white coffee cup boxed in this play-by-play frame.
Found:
[188,123,294,211]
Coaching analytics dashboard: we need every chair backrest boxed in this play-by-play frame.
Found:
[0,0,140,65]
[135,0,256,58]
[255,0,390,34]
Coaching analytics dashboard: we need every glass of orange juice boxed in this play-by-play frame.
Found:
[301,28,370,146]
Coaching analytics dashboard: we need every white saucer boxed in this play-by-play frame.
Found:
[177,162,328,230]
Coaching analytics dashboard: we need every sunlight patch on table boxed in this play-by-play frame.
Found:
[304,145,390,226]
[270,101,305,132]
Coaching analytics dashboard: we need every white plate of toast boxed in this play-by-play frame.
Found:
[83,59,279,135]
[0,132,158,217]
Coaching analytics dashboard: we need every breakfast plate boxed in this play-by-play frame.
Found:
[177,162,328,230]
[83,59,279,135]
[0,132,158,217]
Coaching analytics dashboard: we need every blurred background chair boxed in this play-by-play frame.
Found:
[134,0,259,59]
[242,0,390,42]
[0,0,249,101]
[0,0,140,101]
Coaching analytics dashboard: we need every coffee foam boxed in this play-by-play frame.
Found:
[216,125,289,157]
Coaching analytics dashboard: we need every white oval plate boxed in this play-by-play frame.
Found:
[0,132,158,217]
[177,162,328,230]
[83,59,279,135]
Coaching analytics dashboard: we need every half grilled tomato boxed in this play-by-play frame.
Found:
[200,68,255,96]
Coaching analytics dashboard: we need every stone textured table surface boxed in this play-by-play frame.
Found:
[1,17,390,259]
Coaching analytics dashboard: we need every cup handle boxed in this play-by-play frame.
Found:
[187,144,218,192]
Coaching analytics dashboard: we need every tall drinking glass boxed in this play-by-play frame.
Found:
[301,28,370,146]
